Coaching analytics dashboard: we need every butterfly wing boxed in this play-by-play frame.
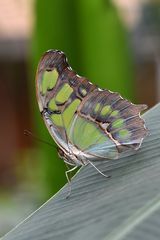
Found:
[36,50,96,155]
[36,50,148,162]
[69,89,148,160]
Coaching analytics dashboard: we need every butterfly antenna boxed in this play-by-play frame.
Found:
[24,130,57,149]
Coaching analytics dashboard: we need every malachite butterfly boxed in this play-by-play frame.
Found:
[36,50,148,192]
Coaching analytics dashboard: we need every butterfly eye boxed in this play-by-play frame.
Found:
[58,148,64,158]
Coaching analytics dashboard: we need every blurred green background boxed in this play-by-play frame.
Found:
[0,0,159,237]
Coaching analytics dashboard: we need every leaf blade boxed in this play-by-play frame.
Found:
[3,103,160,240]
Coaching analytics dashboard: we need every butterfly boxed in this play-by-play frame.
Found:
[36,50,148,196]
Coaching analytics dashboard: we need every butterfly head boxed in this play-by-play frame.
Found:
[57,147,88,166]
[57,147,77,165]
[58,148,66,160]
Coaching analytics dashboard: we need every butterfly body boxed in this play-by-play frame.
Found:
[57,146,90,166]
[36,50,148,171]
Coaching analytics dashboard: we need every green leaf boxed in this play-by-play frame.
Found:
[3,103,160,239]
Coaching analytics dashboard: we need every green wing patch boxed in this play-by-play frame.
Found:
[41,69,58,95]
[69,116,108,150]
[55,83,73,104]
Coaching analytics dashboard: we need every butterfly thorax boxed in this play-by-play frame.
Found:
[57,146,89,166]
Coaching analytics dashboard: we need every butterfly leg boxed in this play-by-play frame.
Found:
[65,165,78,199]
[88,160,111,178]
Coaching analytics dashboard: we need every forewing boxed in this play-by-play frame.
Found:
[36,50,96,152]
